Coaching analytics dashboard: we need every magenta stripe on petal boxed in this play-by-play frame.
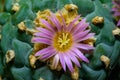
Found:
[66,51,80,67]
[31,37,51,45]
[40,19,55,32]
[36,27,53,36]
[33,32,53,39]
[59,53,66,71]
[52,54,60,69]
[73,30,90,40]
[114,12,120,16]
[117,20,120,26]
[38,48,55,56]
[63,53,74,72]
[72,19,89,34]
[112,1,120,7]
[75,23,89,34]
[35,46,53,56]
[49,13,61,31]
[59,12,66,29]
[41,52,56,60]
[111,8,118,11]
[76,33,95,42]
[74,43,94,50]
[67,15,80,32]
[71,47,89,63]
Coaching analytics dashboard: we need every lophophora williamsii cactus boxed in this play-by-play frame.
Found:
[0,0,120,80]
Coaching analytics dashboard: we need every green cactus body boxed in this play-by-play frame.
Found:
[0,0,120,80]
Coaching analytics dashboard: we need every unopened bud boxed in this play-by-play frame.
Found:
[92,16,104,25]
[38,77,44,80]
[29,55,37,68]
[17,22,27,31]
[26,28,38,35]
[112,27,120,36]
[12,3,20,12]
[33,43,47,53]
[83,37,96,46]
[48,58,62,71]
[71,66,79,80]
[100,55,110,68]
[5,50,15,63]
[50,63,62,71]
[65,4,78,12]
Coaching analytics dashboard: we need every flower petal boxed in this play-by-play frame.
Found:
[35,46,53,56]
[111,8,118,11]
[113,1,120,7]
[52,54,60,69]
[40,19,55,32]
[31,37,51,45]
[66,51,80,67]
[117,20,120,26]
[73,30,90,40]
[71,47,89,63]
[74,43,94,50]
[49,13,61,31]
[72,18,89,34]
[59,12,66,28]
[40,51,56,60]
[59,53,66,71]
[36,27,53,36]
[63,53,74,72]
[76,33,95,42]
[114,12,120,16]
[33,32,53,39]
[67,15,80,32]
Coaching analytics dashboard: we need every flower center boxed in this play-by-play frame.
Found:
[53,31,73,52]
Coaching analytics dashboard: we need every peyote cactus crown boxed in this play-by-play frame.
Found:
[0,0,120,80]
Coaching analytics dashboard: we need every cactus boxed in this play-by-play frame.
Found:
[0,0,120,80]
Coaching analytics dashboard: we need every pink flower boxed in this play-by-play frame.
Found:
[32,13,95,72]
[112,0,120,26]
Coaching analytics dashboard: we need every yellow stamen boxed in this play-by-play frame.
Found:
[58,33,70,48]
[53,32,73,52]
